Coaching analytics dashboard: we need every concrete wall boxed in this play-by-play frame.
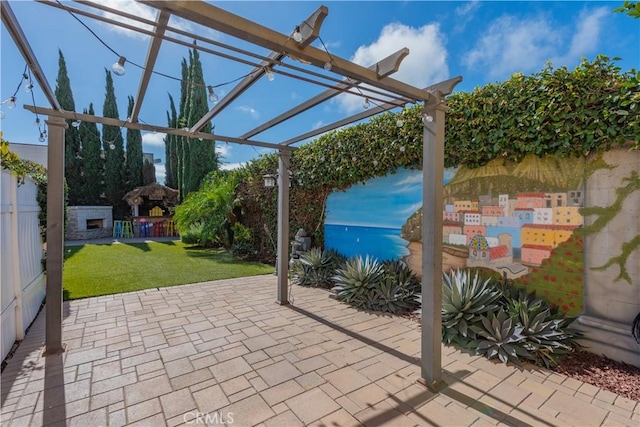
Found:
[579,147,640,367]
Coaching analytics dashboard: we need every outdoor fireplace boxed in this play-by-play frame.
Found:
[86,218,104,230]
[66,206,113,240]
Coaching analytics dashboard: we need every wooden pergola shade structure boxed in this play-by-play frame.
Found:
[2,0,461,389]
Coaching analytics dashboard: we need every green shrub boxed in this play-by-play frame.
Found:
[181,223,205,245]
[292,247,344,288]
[231,223,256,260]
[469,309,532,365]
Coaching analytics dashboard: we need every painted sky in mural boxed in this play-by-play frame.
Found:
[324,168,455,260]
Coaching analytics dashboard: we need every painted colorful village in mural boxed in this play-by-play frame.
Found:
[325,156,587,314]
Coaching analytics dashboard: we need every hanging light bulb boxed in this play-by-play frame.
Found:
[71,120,81,129]
[363,98,370,110]
[292,26,303,43]
[25,82,34,93]
[323,62,332,71]
[422,113,433,123]
[396,118,404,127]
[111,56,126,76]
[265,67,275,81]
[34,117,40,127]
[207,85,219,103]
[0,110,5,120]
[38,132,46,142]
[3,96,16,109]
[109,143,116,150]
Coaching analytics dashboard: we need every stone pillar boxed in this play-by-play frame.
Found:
[578,147,640,367]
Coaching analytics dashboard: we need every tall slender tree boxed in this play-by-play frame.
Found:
[125,96,144,189]
[54,50,83,205]
[164,93,178,189]
[185,47,218,194]
[177,58,189,199]
[102,70,127,218]
[79,103,103,205]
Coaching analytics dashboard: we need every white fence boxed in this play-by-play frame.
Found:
[1,169,46,361]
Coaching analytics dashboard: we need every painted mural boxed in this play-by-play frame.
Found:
[325,154,587,315]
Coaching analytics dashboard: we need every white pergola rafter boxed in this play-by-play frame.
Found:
[3,0,461,390]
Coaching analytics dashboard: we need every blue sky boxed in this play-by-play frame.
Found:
[1,1,638,183]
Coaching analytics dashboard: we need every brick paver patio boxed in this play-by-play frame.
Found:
[1,276,638,426]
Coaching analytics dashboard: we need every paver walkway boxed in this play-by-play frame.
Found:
[1,276,638,426]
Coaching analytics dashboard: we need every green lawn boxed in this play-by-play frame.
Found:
[62,240,274,300]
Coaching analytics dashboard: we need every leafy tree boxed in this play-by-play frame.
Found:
[54,50,83,205]
[102,70,127,218]
[125,96,144,189]
[173,171,241,248]
[79,103,103,204]
[614,0,640,18]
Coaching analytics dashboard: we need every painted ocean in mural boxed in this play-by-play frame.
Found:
[324,168,455,260]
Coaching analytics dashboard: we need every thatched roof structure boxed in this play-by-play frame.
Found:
[123,183,179,206]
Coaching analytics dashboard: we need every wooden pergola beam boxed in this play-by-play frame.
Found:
[241,49,409,140]
[130,9,171,123]
[139,0,433,103]
[23,105,294,151]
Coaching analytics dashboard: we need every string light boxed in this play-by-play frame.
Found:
[3,96,16,109]
[38,131,46,143]
[363,98,370,110]
[396,118,404,127]
[292,26,303,43]
[422,113,433,123]
[71,120,81,128]
[34,117,41,127]
[207,85,219,103]
[265,67,275,81]
[112,56,126,76]
[323,62,332,71]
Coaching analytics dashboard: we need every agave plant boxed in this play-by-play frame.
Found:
[441,269,502,345]
[332,255,384,309]
[470,309,533,365]
[516,301,582,368]
[369,260,421,313]
[291,247,341,288]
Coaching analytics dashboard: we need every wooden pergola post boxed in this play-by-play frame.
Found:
[44,116,67,355]
[419,99,448,389]
[276,149,291,305]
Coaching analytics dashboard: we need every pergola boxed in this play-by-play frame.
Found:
[2,0,461,390]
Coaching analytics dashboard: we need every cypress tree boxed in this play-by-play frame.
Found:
[177,58,189,199]
[125,96,144,189]
[185,47,218,194]
[54,49,83,205]
[143,159,157,185]
[102,70,127,218]
[164,94,178,189]
[79,103,103,205]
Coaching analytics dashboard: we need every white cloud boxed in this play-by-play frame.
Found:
[563,7,609,62]
[454,0,480,33]
[96,0,218,41]
[311,120,325,130]
[142,131,166,147]
[464,7,609,80]
[236,105,260,119]
[220,162,245,171]
[215,143,231,158]
[338,22,449,113]
[155,163,166,184]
